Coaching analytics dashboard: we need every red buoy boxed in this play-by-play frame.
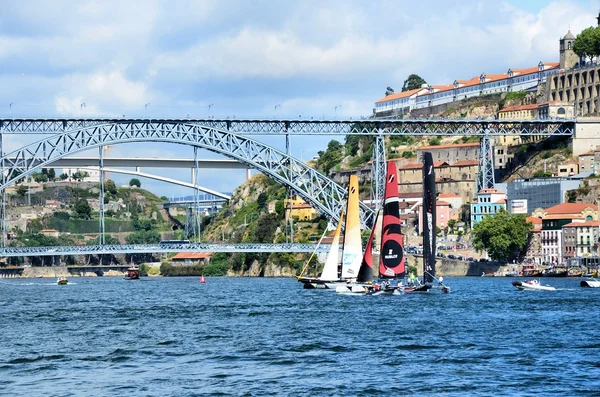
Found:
[200,275,206,283]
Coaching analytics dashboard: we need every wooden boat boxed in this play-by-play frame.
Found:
[521,263,543,277]
[542,268,568,277]
[57,277,68,285]
[512,279,556,291]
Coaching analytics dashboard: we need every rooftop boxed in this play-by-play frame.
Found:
[544,203,598,215]
[563,221,600,228]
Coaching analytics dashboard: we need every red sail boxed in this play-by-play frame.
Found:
[379,162,405,279]
[356,214,378,283]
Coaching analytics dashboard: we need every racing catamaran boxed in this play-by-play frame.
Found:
[298,175,362,289]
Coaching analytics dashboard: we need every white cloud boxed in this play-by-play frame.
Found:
[1,0,597,196]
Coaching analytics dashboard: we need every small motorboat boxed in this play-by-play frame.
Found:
[580,278,600,288]
[512,279,555,291]
[57,277,68,285]
[124,265,140,280]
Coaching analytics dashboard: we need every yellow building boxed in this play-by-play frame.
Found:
[285,196,318,222]
[497,103,539,120]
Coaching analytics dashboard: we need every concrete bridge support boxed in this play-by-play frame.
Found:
[572,118,600,156]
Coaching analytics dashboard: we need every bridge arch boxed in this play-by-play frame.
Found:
[78,167,231,200]
[1,122,375,226]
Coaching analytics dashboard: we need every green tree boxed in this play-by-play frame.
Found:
[573,26,600,59]
[105,179,117,194]
[257,192,268,210]
[59,173,69,181]
[471,210,533,263]
[48,168,56,180]
[16,185,27,197]
[429,137,442,146]
[129,178,141,188]
[73,199,92,219]
[255,213,279,243]
[402,74,427,92]
[317,140,344,174]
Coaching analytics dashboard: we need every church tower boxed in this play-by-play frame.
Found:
[559,30,578,70]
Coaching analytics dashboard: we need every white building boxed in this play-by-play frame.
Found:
[61,167,101,183]
[374,62,560,116]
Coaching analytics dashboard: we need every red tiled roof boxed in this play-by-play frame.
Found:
[452,160,479,167]
[438,193,460,198]
[375,88,424,104]
[526,216,542,225]
[419,142,480,150]
[172,252,213,260]
[499,103,540,113]
[545,203,598,215]
[563,221,600,228]
[493,198,507,204]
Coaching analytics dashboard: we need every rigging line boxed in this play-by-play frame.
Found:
[298,226,330,278]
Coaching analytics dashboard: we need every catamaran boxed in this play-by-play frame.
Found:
[337,161,404,295]
[404,152,450,294]
[298,175,363,289]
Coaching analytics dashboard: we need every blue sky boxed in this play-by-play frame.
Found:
[0,0,598,197]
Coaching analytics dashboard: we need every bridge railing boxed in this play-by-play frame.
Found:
[0,243,331,257]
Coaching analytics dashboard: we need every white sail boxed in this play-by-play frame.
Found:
[340,175,363,279]
[319,211,343,281]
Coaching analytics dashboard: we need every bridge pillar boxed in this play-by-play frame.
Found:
[572,118,600,156]
[476,127,495,194]
[0,130,5,249]
[99,146,105,244]
[372,131,386,212]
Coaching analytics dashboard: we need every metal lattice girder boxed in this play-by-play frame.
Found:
[0,243,331,257]
[477,133,495,193]
[372,135,386,212]
[0,122,375,227]
[0,118,575,136]
[163,199,227,209]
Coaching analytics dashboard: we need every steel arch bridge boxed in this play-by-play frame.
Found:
[0,121,376,227]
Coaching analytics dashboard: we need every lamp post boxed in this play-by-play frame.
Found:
[144,102,150,114]
[274,104,281,117]
[80,102,86,118]
[9,102,13,118]
[335,104,342,119]
[208,103,214,118]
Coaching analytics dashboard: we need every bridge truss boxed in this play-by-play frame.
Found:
[0,243,330,257]
[0,118,575,256]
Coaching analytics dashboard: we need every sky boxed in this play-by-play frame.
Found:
[1,0,599,198]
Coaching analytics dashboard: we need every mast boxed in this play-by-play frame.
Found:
[422,152,436,284]
[379,161,406,279]
[340,175,363,279]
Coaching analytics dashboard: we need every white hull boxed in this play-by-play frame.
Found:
[335,283,372,294]
[512,280,555,291]
[580,279,600,288]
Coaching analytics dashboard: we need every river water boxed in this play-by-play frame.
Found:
[0,276,598,396]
